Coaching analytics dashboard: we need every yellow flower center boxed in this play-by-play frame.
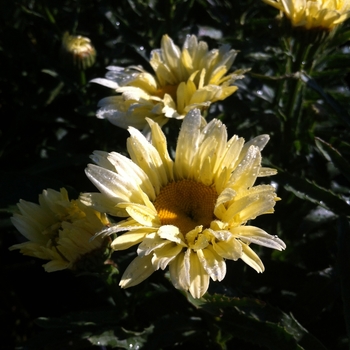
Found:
[154,179,218,234]
[154,84,178,101]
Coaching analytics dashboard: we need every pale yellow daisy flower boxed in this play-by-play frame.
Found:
[10,188,110,272]
[81,109,286,298]
[91,34,248,133]
[263,0,350,30]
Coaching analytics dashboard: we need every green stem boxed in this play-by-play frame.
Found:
[100,264,124,308]
[79,70,86,87]
[281,27,327,159]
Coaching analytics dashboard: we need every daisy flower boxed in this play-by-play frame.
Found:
[10,188,110,272]
[263,0,350,30]
[81,109,286,298]
[91,34,247,133]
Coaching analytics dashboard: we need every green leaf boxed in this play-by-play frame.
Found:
[188,294,327,350]
[88,330,123,348]
[88,327,153,349]
[300,73,350,127]
[146,312,206,349]
[28,311,151,349]
[315,137,350,183]
[35,309,124,329]
[328,29,350,48]
[337,216,350,341]
[278,171,350,217]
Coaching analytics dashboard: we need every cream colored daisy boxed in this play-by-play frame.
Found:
[263,0,350,30]
[81,109,286,298]
[91,34,248,133]
[10,188,110,272]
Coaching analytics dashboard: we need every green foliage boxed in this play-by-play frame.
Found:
[1,0,350,349]
[190,294,328,350]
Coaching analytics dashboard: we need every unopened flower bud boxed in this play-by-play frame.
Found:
[61,32,96,70]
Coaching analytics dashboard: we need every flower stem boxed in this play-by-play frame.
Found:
[100,263,123,308]
[280,26,327,160]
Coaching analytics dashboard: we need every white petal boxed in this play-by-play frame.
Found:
[120,255,155,288]
[197,246,226,281]
[229,146,261,190]
[258,167,278,177]
[189,251,210,298]
[242,134,270,152]
[90,78,120,89]
[111,231,151,250]
[175,109,203,178]
[137,232,169,257]
[85,165,143,203]
[127,127,168,190]
[212,237,242,260]
[119,203,159,227]
[231,226,286,251]
[79,192,128,217]
[107,151,156,201]
[206,228,231,241]
[152,244,183,270]
[240,244,265,273]
[169,250,190,290]
[157,225,186,245]
[214,187,236,218]
[146,118,174,182]
[222,194,259,223]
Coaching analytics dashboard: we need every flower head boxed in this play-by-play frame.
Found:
[10,188,110,272]
[263,0,350,30]
[61,32,96,70]
[81,110,286,298]
[91,34,247,132]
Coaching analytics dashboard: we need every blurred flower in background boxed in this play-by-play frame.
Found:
[263,0,350,30]
[91,34,247,133]
[9,188,110,272]
[61,32,96,70]
[81,109,285,298]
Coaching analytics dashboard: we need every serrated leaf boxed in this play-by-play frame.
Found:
[88,330,123,348]
[315,137,350,182]
[278,171,350,216]
[188,294,327,350]
[337,216,350,340]
[88,327,153,349]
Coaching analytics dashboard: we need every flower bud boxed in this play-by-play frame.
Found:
[61,32,96,70]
